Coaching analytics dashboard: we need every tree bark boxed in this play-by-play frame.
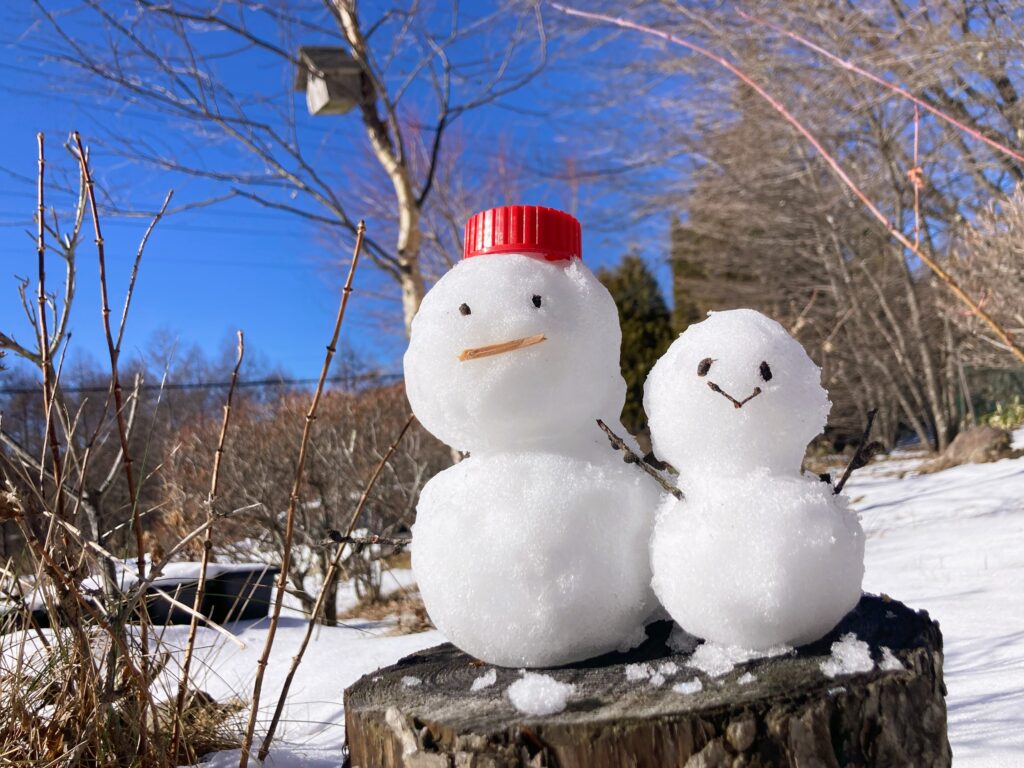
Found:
[345,594,950,767]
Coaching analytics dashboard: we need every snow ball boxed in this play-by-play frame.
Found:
[625,663,654,682]
[879,647,905,671]
[507,673,575,716]
[672,677,703,695]
[405,255,625,453]
[737,672,756,685]
[652,475,864,649]
[401,676,422,688]
[644,309,831,477]
[470,669,497,691]
[820,633,874,678]
[412,450,661,667]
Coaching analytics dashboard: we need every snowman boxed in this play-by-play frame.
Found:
[644,309,864,650]
[405,205,663,667]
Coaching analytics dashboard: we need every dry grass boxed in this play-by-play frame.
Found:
[338,585,433,636]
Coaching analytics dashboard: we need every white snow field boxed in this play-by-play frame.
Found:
[850,428,1024,768]
[138,430,1024,765]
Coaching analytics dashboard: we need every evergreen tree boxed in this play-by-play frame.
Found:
[597,254,675,436]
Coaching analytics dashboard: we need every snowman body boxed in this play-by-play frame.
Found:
[645,309,864,651]
[651,474,863,649]
[415,450,659,667]
[405,210,661,667]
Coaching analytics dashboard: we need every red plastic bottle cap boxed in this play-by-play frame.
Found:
[463,205,582,261]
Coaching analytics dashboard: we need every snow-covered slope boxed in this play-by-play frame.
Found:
[185,434,1024,766]
[850,429,1024,768]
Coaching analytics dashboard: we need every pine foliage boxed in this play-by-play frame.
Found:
[597,254,675,435]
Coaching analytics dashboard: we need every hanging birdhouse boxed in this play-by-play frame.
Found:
[294,46,365,116]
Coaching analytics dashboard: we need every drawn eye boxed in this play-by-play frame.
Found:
[532,294,542,308]
[759,361,773,381]
[459,303,471,316]
[697,357,713,377]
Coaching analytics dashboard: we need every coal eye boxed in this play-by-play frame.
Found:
[759,360,773,381]
[532,294,542,308]
[459,303,471,316]
[697,357,713,377]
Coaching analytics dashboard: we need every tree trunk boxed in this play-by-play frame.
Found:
[333,0,427,336]
[345,594,950,767]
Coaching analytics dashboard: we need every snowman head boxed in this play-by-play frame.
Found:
[404,206,625,453]
[644,309,830,476]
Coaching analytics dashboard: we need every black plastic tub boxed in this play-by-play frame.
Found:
[144,579,202,626]
[203,564,279,623]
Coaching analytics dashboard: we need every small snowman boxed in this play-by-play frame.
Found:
[405,205,663,667]
[644,309,864,650]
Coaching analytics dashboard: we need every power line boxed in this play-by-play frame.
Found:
[0,372,403,395]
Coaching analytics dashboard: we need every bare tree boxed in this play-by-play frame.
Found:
[556,0,1024,449]
[161,381,447,623]
[27,0,547,333]
[948,184,1024,367]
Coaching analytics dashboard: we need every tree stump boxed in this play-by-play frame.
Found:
[344,594,950,767]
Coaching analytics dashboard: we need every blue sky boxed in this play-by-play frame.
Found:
[0,2,681,385]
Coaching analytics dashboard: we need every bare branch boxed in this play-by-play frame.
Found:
[240,222,366,768]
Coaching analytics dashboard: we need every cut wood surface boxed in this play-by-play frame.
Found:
[344,594,950,767]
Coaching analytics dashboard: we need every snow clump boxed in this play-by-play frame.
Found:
[689,641,790,678]
[672,677,703,695]
[507,673,575,716]
[879,646,905,671]
[820,633,875,678]
[470,669,497,691]
[624,663,653,682]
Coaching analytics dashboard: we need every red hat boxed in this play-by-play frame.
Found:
[463,205,582,261]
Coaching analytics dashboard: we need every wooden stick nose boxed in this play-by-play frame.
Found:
[458,334,546,362]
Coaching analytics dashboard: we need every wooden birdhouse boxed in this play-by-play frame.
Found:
[294,46,365,116]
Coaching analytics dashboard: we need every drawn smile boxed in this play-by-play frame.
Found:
[707,381,762,409]
[458,334,546,362]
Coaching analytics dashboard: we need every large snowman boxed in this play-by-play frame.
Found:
[644,309,864,650]
[405,205,662,667]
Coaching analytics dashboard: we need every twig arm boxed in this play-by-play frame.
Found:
[833,409,881,495]
[596,419,683,500]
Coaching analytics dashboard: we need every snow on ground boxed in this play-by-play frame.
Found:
[185,434,1024,766]
[849,426,1024,767]
[2,429,996,765]
[166,611,442,767]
